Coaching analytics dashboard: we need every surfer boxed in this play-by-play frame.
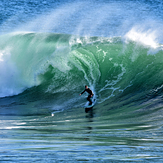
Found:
[80,85,94,105]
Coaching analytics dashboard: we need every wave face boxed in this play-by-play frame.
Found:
[1,32,163,114]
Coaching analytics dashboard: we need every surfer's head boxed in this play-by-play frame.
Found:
[85,85,88,89]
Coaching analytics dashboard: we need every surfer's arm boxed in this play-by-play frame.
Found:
[80,89,86,95]
[90,93,94,97]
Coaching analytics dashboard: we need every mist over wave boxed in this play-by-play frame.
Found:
[1,0,163,37]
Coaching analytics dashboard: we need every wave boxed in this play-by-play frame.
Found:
[0,32,163,112]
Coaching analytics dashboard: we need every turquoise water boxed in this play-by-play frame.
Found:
[1,105,163,162]
[1,0,163,162]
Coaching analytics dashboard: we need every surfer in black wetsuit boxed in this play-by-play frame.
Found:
[80,85,94,105]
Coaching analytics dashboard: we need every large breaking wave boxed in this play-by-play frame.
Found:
[0,31,163,113]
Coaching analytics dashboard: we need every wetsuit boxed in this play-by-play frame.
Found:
[81,88,94,105]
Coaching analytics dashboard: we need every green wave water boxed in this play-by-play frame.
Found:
[0,32,163,116]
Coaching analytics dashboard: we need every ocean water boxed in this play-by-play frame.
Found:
[1,0,163,162]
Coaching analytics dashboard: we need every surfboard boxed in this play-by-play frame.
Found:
[85,99,96,108]
[84,98,96,113]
